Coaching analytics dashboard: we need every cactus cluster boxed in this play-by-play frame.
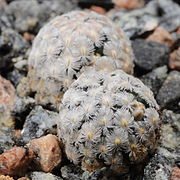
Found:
[27,10,134,105]
[57,69,160,174]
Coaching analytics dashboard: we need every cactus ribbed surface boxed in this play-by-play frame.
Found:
[58,69,160,174]
[28,11,134,105]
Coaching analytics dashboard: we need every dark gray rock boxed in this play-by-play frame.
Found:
[0,6,13,31]
[143,152,172,180]
[9,0,78,33]
[144,109,180,179]
[157,71,180,111]
[61,165,83,180]
[0,28,29,71]
[140,66,168,96]
[7,69,25,87]
[132,39,169,74]
[0,129,14,154]
[61,165,109,180]
[109,0,159,38]
[12,96,35,115]
[158,0,180,32]
[28,171,63,180]
[20,106,58,144]
[161,110,180,151]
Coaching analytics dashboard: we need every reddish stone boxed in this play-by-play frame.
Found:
[90,5,106,14]
[28,134,62,172]
[0,76,15,109]
[0,0,7,7]
[176,27,180,34]
[146,27,174,47]
[0,147,34,176]
[112,0,144,9]
[169,47,180,70]
[23,32,34,42]
[170,167,180,180]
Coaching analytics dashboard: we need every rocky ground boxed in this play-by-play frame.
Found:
[0,0,179,179]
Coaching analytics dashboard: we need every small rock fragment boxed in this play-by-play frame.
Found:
[0,175,14,180]
[14,60,27,71]
[109,0,159,37]
[0,0,7,7]
[28,171,63,180]
[169,47,180,70]
[0,75,15,109]
[0,147,33,176]
[161,110,180,150]
[17,77,31,97]
[61,165,83,180]
[23,32,34,42]
[112,0,145,9]
[20,106,57,144]
[9,0,78,33]
[140,66,168,96]
[90,5,106,14]
[157,71,180,111]
[143,153,172,180]
[7,69,24,87]
[146,26,174,47]
[28,134,62,172]
[170,167,180,180]
[132,39,169,73]
[0,29,29,71]
[0,129,14,154]
[0,76,15,131]
[158,0,180,32]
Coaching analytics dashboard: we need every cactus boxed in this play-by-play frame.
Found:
[27,10,134,105]
[57,69,160,174]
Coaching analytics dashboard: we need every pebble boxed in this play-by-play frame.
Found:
[28,134,62,172]
[0,147,33,176]
[23,32,35,42]
[158,0,180,32]
[0,0,7,7]
[132,39,169,73]
[28,171,63,180]
[0,129,14,154]
[8,0,78,33]
[0,175,14,180]
[0,28,29,71]
[143,153,172,180]
[19,106,58,144]
[0,76,15,132]
[61,165,116,180]
[170,167,180,180]
[112,0,145,9]
[140,66,168,96]
[14,60,27,71]
[0,6,13,31]
[90,5,106,14]
[157,71,180,111]
[7,69,25,87]
[169,47,180,71]
[146,26,174,47]
[161,110,180,150]
[108,0,159,37]
[12,96,35,116]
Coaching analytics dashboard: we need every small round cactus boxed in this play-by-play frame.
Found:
[57,69,160,174]
[28,10,134,105]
